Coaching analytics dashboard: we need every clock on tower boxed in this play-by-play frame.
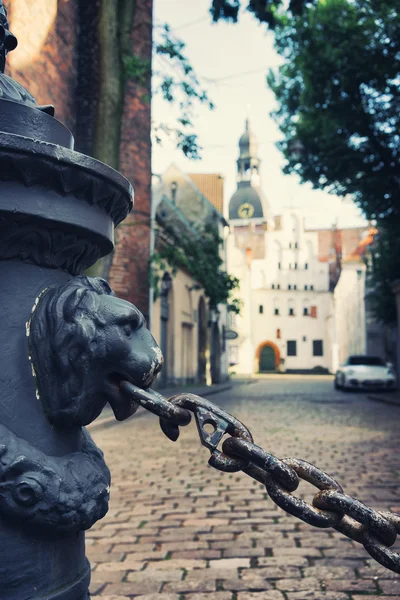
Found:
[238,202,255,219]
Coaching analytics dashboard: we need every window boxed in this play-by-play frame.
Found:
[289,263,292,270]
[303,336,307,342]
[304,285,308,290]
[313,340,323,356]
[294,263,298,270]
[278,262,281,270]
[310,284,314,290]
[288,308,294,316]
[303,307,309,316]
[311,306,317,318]
[347,356,384,366]
[305,263,308,270]
[277,328,281,339]
[259,305,264,314]
[288,284,292,290]
[277,284,280,290]
[272,284,275,289]
[287,340,297,356]
[293,284,297,290]
[295,242,298,249]
[289,242,292,249]
[274,308,280,316]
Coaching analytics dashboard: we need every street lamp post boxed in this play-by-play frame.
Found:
[0,4,163,598]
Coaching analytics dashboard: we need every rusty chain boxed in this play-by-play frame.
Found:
[120,382,400,574]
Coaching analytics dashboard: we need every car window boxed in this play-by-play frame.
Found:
[347,356,385,366]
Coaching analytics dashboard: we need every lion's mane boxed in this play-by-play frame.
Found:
[28,276,114,427]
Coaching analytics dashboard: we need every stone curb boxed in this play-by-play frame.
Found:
[88,382,234,432]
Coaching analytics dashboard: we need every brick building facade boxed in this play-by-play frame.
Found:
[6,0,153,319]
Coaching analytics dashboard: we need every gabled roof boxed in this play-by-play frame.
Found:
[188,173,224,214]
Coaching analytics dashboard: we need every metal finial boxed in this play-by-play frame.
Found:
[0,1,17,73]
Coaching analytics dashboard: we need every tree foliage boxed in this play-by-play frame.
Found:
[152,25,214,159]
[265,0,400,322]
[267,0,400,223]
[365,228,400,325]
[150,223,240,311]
[209,0,314,27]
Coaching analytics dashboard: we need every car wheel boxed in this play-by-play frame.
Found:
[334,377,342,390]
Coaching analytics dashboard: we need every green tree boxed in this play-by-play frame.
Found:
[265,0,400,322]
[209,0,314,27]
[267,0,400,223]
[365,228,399,326]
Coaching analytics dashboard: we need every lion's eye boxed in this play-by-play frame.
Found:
[122,324,132,337]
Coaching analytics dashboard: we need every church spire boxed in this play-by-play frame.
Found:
[237,118,260,186]
[228,117,271,223]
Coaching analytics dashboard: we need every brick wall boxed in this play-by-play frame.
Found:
[5,0,154,321]
[6,0,78,133]
[108,0,153,322]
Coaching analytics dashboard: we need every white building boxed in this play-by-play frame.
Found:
[227,121,334,374]
[251,210,334,373]
[333,255,366,370]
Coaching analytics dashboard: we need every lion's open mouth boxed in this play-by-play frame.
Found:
[105,373,144,421]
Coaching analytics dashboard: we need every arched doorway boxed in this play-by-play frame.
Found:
[256,341,280,373]
[198,297,207,384]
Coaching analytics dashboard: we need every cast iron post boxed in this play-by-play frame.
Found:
[0,4,162,598]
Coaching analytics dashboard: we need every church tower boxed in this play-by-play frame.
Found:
[228,119,271,257]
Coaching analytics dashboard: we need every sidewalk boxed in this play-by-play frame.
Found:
[368,390,400,407]
[88,379,240,432]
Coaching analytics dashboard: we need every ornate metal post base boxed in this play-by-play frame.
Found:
[0,4,162,598]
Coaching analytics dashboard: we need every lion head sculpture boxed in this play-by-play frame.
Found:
[27,276,163,428]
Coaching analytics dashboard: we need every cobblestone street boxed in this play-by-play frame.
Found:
[88,376,400,599]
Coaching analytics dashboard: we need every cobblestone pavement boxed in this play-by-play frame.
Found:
[88,376,400,599]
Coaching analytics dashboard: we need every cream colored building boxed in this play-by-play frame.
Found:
[151,166,229,386]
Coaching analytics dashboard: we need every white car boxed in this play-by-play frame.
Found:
[335,355,396,391]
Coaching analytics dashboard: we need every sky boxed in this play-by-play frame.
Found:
[152,0,367,230]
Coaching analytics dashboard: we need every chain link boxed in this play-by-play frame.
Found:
[121,383,400,574]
